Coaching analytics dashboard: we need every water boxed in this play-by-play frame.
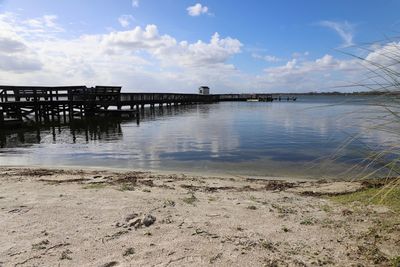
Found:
[0,95,397,179]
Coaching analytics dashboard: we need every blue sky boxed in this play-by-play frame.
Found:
[0,0,399,92]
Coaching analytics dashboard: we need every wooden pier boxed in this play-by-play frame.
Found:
[0,85,298,128]
[0,85,218,126]
[217,93,274,102]
[217,94,297,102]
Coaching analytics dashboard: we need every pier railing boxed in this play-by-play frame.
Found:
[0,86,218,104]
[120,93,217,103]
[0,86,86,103]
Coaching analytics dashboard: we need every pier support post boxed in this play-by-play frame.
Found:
[0,107,3,125]
[62,104,67,123]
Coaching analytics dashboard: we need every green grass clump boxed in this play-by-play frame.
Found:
[300,218,316,225]
[320,204,332,212]
[182,194,198,205]
[119,183,135,191]
[208,197,217,202]
[331,186,400,212]
[391,256,400,267]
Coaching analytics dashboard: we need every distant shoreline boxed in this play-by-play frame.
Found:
[268,91,400,96]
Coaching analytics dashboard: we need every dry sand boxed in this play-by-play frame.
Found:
[0,167,399,266]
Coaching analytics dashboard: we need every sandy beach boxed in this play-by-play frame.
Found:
[0,167,399,266]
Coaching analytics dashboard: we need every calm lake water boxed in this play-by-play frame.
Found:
[0,95,397,179]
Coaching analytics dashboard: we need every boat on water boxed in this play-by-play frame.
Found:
[246,99,259,102]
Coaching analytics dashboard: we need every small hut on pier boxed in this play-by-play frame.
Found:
[199,86,210,95]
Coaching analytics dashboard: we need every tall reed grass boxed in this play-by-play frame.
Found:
[336,40,400,206]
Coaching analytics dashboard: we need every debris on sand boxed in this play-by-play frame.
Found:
[142,214,156,227]
[262,180,296,191]
[19,169,61,177]
[32,239,49,250]
[341,209,353,216]
[105,230,129,241]
[99,261,119,267]
[129,218,142,228]
[59,249,72,260]
[116,214,156,230]
[125,213,139,222]
[209,252,222,264]
[123,247,135,257]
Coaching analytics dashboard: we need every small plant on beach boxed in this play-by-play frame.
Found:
[300,218,316,226]
[163,199,176,207]
[208,196,217,202]
[182,193,198,205]
[271,203,296,214]
[319,204,332,213]
[391,256,400,267]
[331,186,400,212]
[119,183,135,191]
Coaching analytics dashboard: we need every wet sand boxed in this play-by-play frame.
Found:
[0,167,399,266]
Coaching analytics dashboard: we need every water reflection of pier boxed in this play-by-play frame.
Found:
[0,104,205,148]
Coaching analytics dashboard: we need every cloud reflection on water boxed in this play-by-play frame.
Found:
[0,96,396,178]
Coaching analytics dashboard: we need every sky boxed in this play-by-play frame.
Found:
[0,0,399,93]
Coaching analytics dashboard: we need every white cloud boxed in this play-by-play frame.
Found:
[1,12,397,93]
[118,14,134,28]
[132,0,139,8]
[187,3,209,16]
[362,42,400,90]
[0,15,43,73]
[254,54,362,92]
[0,53,42,73]
[263,55,354,78]
[319,20,354,47]
[153,32,242,67]
[0,36,26,53]
[101,24,177,51]
[0,13,242,91]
